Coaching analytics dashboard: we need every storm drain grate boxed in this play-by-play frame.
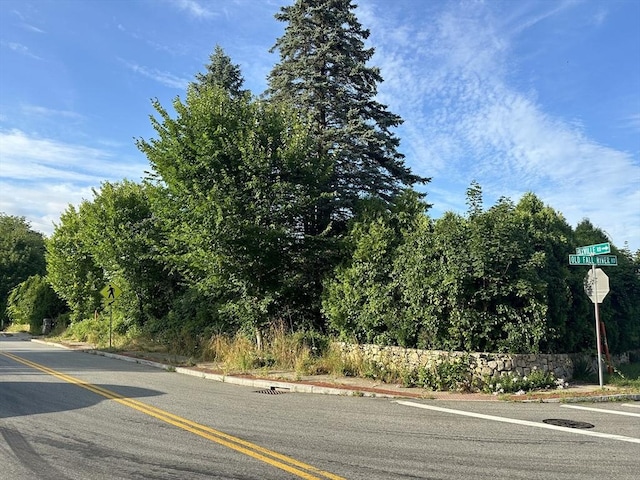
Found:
[542,419,595,429]
[254,386,289,395]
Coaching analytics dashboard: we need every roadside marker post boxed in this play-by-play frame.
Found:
[568,243,616,389]
[100,283,121,349]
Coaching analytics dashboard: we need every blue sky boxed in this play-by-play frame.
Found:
[1,0,639,251]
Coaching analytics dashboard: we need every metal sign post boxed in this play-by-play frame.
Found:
[591,264,603,388]
[569,242,615,390]
[100,283,121,349]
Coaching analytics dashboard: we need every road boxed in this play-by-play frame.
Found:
[1,335,639,479]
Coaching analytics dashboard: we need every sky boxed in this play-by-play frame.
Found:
[0,0,639,252]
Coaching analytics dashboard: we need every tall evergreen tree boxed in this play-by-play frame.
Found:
[193,45,247,97]
[267,0,428,236]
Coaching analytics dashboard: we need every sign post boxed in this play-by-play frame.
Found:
[568,242,615,389]
[591,264,603,388]
[100,283,121,349]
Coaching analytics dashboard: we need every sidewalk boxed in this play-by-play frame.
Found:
[28,337,640,403]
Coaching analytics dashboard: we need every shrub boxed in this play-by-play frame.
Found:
[5,275,67,333]
[482,368,564,395]
[401,354,473,392]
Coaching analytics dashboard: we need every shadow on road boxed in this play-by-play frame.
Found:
[0,381,163,419]
[1,335,165,419]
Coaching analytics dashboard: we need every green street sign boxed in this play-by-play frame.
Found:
[594,255,617,266]
[569,255,617,266]
[575,242,610,256]
[569,255,593,265]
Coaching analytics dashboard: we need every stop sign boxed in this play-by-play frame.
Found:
[584,268,610,303]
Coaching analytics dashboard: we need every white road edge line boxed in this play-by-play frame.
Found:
[394,400,640,444]
[622,403,640,409]
[561,404,640,417]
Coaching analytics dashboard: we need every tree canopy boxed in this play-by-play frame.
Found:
[34,8,640,357]
[0,214,46,326]
[267,0,428,233]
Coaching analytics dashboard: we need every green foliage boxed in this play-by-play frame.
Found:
[606,362,640,388]
[47,205,104,323]
[322,190,428,346]
[572,220,640,353]
[0,214,46,326]
[79,181,179,326]
[401,355,473,392]
[268,0,428,235]
[6,274,67,333]
[193,45,247,97]
[138,84,332,333]
[62,313,126,347]
[482,369,562,394]
[35,3,639,358]
[324,187,640,355]
[570,356,595,381]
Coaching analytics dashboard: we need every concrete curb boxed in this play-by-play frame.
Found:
[29,339,639,402]
[30,339,394,398]
[529,393,640,403]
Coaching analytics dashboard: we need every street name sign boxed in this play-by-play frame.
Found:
[584,268,609,303]
[569,242,614,389]
[568,255,617,266]
[575,242,610,256]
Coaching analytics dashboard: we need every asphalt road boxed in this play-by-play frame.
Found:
[1,335,639,479]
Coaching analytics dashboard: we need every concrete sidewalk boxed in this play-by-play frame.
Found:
[28,336,640,403]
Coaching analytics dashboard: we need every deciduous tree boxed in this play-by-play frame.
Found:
[138,84,330,339]
[0,214,46,326]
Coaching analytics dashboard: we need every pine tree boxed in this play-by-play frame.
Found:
[267,0,428,235]
[193,45,247,97]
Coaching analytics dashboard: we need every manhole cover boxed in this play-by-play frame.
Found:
[542,419,594,429]
[254,387,288,395]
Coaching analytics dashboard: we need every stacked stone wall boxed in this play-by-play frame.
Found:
[334,343,630,381]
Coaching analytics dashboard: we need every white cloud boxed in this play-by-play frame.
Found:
[21,105,84,120]
[0,181,94,236]
[0,129,145,180]
[122,60,190,89]
[364,1,640,249]
[1,41,41,60]
[21,23,45,34]
[168,0,216,19]
[0,129,149,236]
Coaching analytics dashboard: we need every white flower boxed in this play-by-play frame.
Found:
[515,390,526,396]
[523,376,528,381]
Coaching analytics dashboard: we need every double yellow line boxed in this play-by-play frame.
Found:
[1,351,345,480]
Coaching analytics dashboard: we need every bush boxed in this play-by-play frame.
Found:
[64,315,113,346]
[401,355,473,392]
[481,368,565,395]
[5,275,67,333]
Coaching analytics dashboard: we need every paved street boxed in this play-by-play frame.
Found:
[1,335,638,479]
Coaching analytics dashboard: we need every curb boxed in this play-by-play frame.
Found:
[29,339,639,402]
[524,393,640,403]
[30,339,396,398]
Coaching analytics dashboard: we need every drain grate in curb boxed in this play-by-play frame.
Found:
[542,419,594,429]
[254,386,289,395]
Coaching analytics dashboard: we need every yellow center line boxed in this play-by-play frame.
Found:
[1,351,345,480]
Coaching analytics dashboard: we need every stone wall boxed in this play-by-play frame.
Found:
[333,342,626,381]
